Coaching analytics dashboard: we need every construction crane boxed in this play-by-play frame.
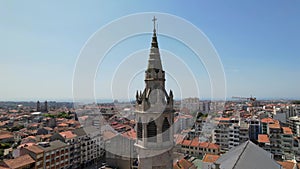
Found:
[232,96,256,102]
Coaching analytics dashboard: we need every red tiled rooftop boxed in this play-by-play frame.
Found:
[173,158,195,169]
[181,139,192,146]
[261,117,275,123]
[269,121,281,129]
[24,136,36,140]
[115,125,126,130]
[121,129,136,140]
[189,138,199,147]
[277,161,296,169]
[4,154,35,169]
[0,133,13,140]
[215,117,231,121]
[111,122,118,125]
[199,142,220,149]
[282,127,293,135]
[59,131,77,139]
[202,154,220,163]
[24,145,44,154]
[58,123,68,127]
[258,134,270,143]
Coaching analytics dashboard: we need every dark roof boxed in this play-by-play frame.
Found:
[215,140,281,169]
[73,126,99,137]
[37,140,67,152]
[72,128,87,137]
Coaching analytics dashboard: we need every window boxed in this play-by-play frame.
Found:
[147,119,157,142]
[137,117,143,140]
[162,117,170,142]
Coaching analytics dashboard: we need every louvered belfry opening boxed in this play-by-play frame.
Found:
[147,120,157,142]
[162,117,170,142]
[137,117,143,140]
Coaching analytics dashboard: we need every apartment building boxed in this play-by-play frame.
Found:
[228,124,240,149]
[257,134,271,152]
[21,145,44,169]
[261,117,276,135]
[180,138,220,157]
[293,137,300,161]
[73,127,103,168]
[50,127,103,168]
[281,127,293,160]
[249,119,260,141]
[287,116,300,137]
[239,122,249,144]
[214,118,231,152]
[181,98,200,113]
[37,141,70,169]
[213,118,241,152]
[269,121,283,159]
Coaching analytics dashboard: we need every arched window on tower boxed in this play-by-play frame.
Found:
[137,117,142,141]
[147,119,157,142]
[162,117,170,142]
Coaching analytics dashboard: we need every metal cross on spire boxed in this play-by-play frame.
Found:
[152,16,157,32]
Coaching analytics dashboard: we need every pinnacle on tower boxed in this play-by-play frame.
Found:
[151,16,158,48]
[147,16,163,71]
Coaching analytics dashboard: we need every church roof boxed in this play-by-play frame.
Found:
[215,140,281,169]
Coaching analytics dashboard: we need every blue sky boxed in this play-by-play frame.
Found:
[0,1,300,101]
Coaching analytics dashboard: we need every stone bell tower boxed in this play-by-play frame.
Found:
[135,16,174,169]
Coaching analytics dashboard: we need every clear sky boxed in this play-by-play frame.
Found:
[0,0,300,101]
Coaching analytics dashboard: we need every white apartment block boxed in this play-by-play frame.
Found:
[287,116,300,137]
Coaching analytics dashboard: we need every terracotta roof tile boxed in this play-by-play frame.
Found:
[181,139,192,146]
[4,154,35,169]
[59,131,77,139]
[173,158,195,169]
[58,123,68,127]
[261,117,275,123]
[24,145,44,154]
[269,122,281,129]
[282,127,293,135]
[190,138,200,147]
[121,129,136,140]
[277,161,296,169]
[199,142,220,149]
[0,133,13,140]
[258,134,270,143]
[202,154,220,163]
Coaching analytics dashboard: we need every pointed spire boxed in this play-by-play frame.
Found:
[151,16,158,48]
[147,16,163,71]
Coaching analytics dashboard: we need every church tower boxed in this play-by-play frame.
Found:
[135,16,174,169]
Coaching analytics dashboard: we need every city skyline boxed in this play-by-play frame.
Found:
[1,1,300,101]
